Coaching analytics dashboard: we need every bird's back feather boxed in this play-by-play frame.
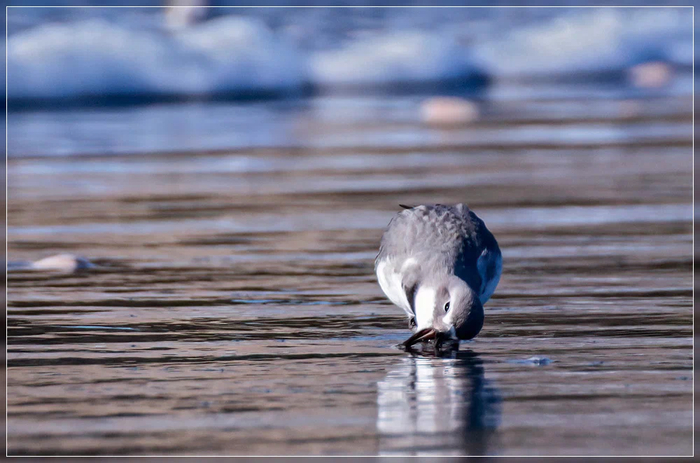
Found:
[375,204,501,307]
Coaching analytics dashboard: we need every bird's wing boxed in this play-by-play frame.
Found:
[449,208,502,303]
[476,246,502,304]
[375,258,421,318]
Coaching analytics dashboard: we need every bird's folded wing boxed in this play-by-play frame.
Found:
[376,258,421,318]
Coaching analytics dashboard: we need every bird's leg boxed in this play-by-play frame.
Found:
[434,333,443,353]
[408,317,416,330]
[435,336,459,355]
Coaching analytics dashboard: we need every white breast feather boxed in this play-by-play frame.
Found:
[414,286,436,330]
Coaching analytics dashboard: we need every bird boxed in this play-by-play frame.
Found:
[375,204,502,349]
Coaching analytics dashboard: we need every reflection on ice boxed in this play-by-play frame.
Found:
[377,350,501,455]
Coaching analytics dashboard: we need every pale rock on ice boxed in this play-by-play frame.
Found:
[627,61,673,88]
[31,254,94,272]
[420,97,479,125]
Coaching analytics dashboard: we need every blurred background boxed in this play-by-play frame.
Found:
[5,3,695,154]
[5,2,695,457]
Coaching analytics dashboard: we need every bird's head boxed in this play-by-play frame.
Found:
[402,276,484,349]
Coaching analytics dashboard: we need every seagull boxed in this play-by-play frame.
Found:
[375,204,502,349]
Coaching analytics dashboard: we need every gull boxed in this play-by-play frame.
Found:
[375,204,502,349]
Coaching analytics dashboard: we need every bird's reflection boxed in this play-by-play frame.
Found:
[377,349,501,455]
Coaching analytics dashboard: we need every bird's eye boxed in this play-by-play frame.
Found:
[444,302,450,312]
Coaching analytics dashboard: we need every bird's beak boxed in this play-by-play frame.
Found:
[401,327,437,348]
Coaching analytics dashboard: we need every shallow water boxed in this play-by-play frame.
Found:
[6,87,693,456]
